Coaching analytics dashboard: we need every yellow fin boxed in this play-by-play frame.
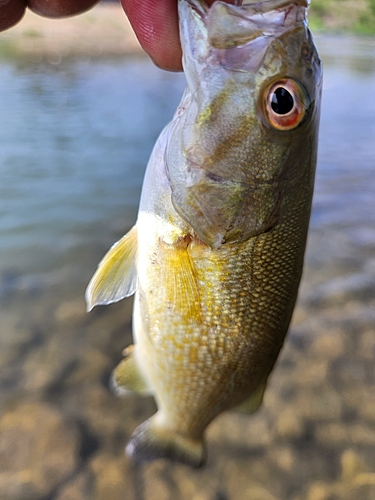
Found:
[232,382,267,415]
[126,414,206,468]
[161,238,202,323]
[86,226,138,311]
[111,345,152,397]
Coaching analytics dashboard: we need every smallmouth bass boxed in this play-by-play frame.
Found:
[86,0,322,467]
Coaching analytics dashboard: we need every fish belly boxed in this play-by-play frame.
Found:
[134,189,309,441]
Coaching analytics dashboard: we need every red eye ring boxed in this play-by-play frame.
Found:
[265,79,306,131]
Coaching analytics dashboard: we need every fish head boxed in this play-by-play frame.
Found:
[166,0,322,248]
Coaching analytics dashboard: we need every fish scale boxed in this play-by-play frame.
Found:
[86,0,322,467]
[135,194,309,436]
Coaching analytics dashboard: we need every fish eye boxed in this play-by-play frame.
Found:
[265,79,306,131]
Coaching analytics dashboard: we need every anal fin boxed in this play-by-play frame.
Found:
[111,345,152,397]
[232,382,267,415]
[126,414,206,468]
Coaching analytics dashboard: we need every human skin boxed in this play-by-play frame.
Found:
[0,0,239,71]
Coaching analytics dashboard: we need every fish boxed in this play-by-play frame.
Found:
[86,0,322,468]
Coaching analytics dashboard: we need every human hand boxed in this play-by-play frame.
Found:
[121,0,183,72]
[0,0,239,72]
[0,0,100,32]
[121,0,240,71]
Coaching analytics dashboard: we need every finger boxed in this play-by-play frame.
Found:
[121,0,182,72]
[27,0,99,18]
[121,0,243,72]
[0,0,26,31]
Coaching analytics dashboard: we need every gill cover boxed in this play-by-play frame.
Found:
[166,0,320,249]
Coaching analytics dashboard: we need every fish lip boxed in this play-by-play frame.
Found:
[183,0,309,52]
[185,0,309,19]
[240,0,309,13]
[185,0,309,12]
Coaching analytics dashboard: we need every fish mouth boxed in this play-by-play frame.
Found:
[186,0,309,49]
[188,0,309,14]
[232,0,309,12]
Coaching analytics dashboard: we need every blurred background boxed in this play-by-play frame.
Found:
[0,1,374,499]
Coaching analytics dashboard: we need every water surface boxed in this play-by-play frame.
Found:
[0,36,374,290]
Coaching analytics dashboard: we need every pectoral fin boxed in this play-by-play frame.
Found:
[232,382,267,414]
[86,225,138,311]
[111,345,152,397]
[161,238,202,324]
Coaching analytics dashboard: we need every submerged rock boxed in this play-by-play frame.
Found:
[0,403,80,500]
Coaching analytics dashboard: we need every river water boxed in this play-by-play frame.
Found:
[0,35,375,500]
[1,36,374,294]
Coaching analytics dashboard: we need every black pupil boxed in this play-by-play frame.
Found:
[271,87,294,115]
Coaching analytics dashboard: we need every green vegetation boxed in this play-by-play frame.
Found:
[22,28,43,38]
[0,40,18,59]
[308,0,375,34]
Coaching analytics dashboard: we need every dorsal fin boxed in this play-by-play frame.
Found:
[86,225,138,311]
